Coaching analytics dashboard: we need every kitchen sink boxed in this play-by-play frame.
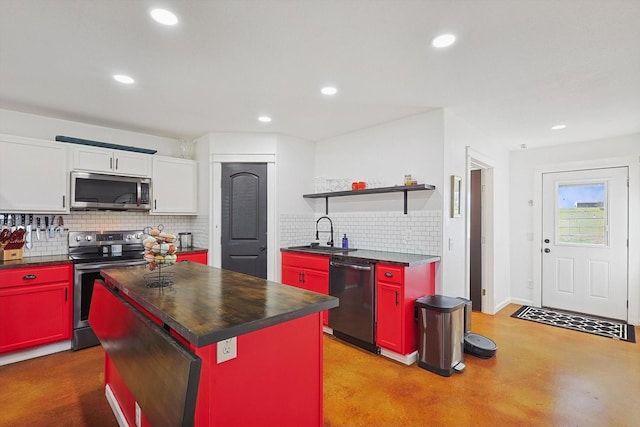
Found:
[287,245,358,253]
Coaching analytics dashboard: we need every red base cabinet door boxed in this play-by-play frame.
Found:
[376,281,403,353]
[0,264,72,354]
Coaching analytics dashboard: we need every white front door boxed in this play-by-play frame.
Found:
[542,167,628,321]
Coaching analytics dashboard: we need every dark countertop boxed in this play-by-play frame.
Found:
[0,254,73,269]
[0,247,208,270]
[280,247,440,267]
[100,262,338,347]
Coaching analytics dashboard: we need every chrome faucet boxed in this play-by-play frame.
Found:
[315,216,334,247]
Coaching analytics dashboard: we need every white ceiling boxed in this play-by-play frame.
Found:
[1,0,639,150]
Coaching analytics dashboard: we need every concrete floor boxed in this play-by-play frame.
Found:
[2,303,639,426]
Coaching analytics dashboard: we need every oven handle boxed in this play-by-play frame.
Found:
[329,261,373,271]
[74,260,147,271]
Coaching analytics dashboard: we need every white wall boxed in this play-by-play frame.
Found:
[509,133,640,324]
[0,109,180,156]
[443,110,511,313]
[315,111,444,213]
[275,135,317,215]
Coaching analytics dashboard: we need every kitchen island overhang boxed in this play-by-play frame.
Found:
[89,261,338,427]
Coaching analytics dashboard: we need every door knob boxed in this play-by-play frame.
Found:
[544,239,550,243]
[259,246,266,252]
[544,248,551,253]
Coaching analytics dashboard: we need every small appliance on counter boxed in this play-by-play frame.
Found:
[179,232,192,249]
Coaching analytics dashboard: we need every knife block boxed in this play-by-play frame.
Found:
[0,247,23,260]
[0,237,25,260]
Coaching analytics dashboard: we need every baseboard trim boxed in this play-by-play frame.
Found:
[494,297,513,314]
[509,297,534,307]
[379,348,418,366]
[105,384,129,427]
[0,341,71,366]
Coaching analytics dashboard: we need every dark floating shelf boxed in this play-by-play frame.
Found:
[303,184,436,214]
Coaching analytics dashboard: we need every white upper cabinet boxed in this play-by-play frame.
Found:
[0,134,69,213]
[72,145,151,177]
[151,156,197,215]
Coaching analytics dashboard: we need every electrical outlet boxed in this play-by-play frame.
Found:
[217,337,237,363]
[135,401,141,427]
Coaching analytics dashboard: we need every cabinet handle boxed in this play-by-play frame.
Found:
[65,288,68,301]
[300,272,305,283]
[115,158,119,170]
[110,158,113,169]
[395,291,399,306]
[385,272,393,278]
[154,199,157,210]
[23,274,37,280]
[62,195,65,208]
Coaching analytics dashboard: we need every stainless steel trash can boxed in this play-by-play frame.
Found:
[415,295,465,377]
[456,297,472,334]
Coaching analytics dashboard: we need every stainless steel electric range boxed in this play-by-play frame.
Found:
[68,230,146,350]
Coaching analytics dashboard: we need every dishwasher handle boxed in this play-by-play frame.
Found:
[330,260,373,271]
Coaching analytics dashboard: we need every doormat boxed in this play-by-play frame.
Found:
[512,306,636,343]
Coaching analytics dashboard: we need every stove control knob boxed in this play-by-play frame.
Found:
[126,234,133,240]
[85,236,92,242]
[75,235,82,242]
[135,233,143,239]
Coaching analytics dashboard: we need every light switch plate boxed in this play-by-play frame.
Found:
[217,337,237,364]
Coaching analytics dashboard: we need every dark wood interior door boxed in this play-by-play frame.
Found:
[470,169,482,311]
[221,163,267,279]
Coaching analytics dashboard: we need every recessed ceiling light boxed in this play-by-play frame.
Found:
[258,116,272,123]
[113,74,135,84]
[551,124,567,130]
[431,33,456,48]
[321,86,338,96]
[150,8,178,26]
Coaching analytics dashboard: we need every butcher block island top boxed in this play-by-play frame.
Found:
[100,261,338,347]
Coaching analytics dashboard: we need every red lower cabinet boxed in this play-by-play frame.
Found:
[0,264,73,354]
[376,262,435,357]
[178,251,208,265]
[281,252,329,325]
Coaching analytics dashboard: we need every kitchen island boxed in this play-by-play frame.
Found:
[89,261,338,427]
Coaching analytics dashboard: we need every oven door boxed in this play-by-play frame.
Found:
[73,260,147,350]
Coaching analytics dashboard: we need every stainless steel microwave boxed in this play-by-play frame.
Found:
[70,171,151,211]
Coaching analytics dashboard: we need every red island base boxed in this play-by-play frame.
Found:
[103,312,324,427]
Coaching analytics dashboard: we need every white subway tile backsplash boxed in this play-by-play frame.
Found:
[18,208,440,259]
[279,210,442,256]
[19,211,205,258]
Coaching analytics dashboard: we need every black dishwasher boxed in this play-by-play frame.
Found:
[329,257,378,353]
